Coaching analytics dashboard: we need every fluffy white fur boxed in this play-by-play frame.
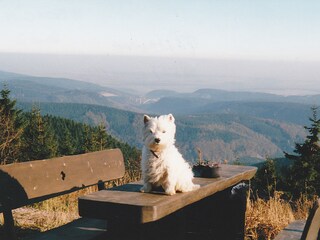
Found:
[140,114,200,195]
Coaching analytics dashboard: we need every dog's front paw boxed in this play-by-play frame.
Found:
[180,183,200,193]
[165,189,176,195]
[140,183,152,193]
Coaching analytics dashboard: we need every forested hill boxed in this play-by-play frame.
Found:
[141,99,313,126]
[0,91,140,166]
[43,114,141,165]
[17,102,143,148]
[17,102,306,164]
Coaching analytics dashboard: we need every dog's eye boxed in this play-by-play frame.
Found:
[149,129,154,133]
[162,130,166,133]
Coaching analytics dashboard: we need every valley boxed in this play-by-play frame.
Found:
[1,70,315,164]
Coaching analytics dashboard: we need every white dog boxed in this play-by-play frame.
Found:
[140,114,200,195]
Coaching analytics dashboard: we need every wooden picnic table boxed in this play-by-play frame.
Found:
[78,164,257,240]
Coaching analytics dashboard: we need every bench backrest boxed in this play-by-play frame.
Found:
[0,149,125,211]
[301,198,320,240]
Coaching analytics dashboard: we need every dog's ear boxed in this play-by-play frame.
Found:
[144,115,151,124]
[168,114,175,123]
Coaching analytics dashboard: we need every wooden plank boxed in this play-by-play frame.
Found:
[274,220,305,240]
[23,218,107,240]
[301,198,320,240]
[0,149,125,209]
[79,164,257,224]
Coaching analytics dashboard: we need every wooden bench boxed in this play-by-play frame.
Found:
[0,149,125,240]
[275,198,320,240]
[78,164,257,240]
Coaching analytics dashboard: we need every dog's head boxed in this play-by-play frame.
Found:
[143,114,176,151]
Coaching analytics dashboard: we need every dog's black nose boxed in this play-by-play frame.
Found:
[155,138,161,143]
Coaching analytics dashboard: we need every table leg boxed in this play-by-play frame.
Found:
[107,208,186,240]
[105,182,248,240]
[185,183,248,240]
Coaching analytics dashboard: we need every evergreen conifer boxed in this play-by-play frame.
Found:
[284,106,320,197]
[0,86,24,164]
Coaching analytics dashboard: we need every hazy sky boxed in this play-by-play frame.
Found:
[1,0,320,61]
[0,1,320,94]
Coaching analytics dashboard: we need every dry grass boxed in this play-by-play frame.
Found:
[245,191,317,240]
[10,187,97,234]
[291,194,317,220]
[13,207,77,232]
[246,192,295,240]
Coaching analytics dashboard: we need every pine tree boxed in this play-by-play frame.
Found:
[96,122,108,151]
[0,86,24,164]
[284,106,320,197]
[58,128,76,156]
[22,107,58,161]
[252,158,277,198]
[82,124,93,153]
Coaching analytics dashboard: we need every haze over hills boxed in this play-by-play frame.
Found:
[1,70,315,164]
[0,70,143,112]
[1,70,319,113]
[1,53,320,95]
[144,88,320,106]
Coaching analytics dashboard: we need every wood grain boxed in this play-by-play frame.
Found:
[79,164,257,224]
[0,149,125,209]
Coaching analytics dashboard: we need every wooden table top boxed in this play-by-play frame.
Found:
[78,164,257,224]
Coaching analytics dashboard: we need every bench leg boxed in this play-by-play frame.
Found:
[107,209,186,240]
[185,183,248,240]
[139,209,186,240]
[3,209,17,240]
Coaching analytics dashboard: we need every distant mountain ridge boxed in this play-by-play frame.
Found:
[142,88,320,103]
[0,70,106,92]
[142,100,313,125]
[0,70,142,112]
[2,70,320,115]
[140,89,318,126]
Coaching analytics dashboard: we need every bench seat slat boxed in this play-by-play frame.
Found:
[0,149,125,209]
[23,218,107,240]
[274,220,305,240]
[0,149,125,240]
